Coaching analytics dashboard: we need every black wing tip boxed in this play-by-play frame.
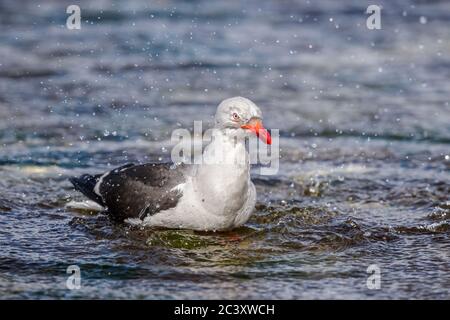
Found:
[69,174,105,207]
[68,176,80,186]
[68,175,83,189]
[69,174,94,190]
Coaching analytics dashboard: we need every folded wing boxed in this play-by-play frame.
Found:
[70,163,188,220]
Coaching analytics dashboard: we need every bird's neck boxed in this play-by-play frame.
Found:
[192,129,251,215]
[194,128,250,188]
[201,129,248,168]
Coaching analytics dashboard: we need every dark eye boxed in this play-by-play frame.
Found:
[232,112,240,120]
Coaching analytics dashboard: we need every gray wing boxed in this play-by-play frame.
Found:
[97,163,188,220]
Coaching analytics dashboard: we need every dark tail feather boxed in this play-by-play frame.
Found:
[69,174,105,207]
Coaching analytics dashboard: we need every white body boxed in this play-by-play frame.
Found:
[138,130,256,231]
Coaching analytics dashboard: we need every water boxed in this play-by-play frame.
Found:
[0,0,449,299]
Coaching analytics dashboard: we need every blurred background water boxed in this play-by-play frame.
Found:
[0,0,449,299]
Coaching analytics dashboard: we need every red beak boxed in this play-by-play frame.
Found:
[241,118,272,145]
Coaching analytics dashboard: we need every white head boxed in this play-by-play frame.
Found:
[214,96,271,144]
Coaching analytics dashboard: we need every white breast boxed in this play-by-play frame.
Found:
[137,131,256,231]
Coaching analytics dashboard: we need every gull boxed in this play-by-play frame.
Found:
[69,97,271,231]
